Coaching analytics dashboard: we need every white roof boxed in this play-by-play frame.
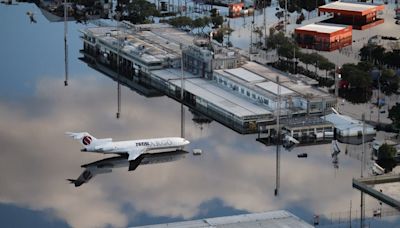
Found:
[256,81,294,95]
[151,69,271,118]
[296,23,349,34]
[132,210,313,228]
[224,68,265,83]
[322,113,375,133]
[319,1,382,13]
[171,78,271,117]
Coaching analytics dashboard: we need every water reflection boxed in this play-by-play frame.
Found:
[69,150,188,187]
[1,3,400,228]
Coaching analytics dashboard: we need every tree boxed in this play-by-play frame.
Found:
[192,17,210,33]
[125,0,157,24]
[340,63,372,89]
[378,143,397,160]
[380,69,400,96]
[308,52,323,74]
[359,43,386,65]
[266,30,286,49]
[298,52,314,71]
[339,63,373,103]
[357,61,374,72]
[277,40,298,59]
[211,15,224,28]
[168,16,193,29]
[319,59,335,78]
[389,103,400,131]
[383,50,400,68]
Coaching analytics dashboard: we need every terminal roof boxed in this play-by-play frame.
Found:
[152,69,272,118]
[132,210,313,228]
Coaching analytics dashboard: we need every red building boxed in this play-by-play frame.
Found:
[295,23,352,51]
[318,1,384,30]
[228,2,244,18]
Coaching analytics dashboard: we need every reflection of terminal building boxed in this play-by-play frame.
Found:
[295,23,352,51]
[318,1,384,30]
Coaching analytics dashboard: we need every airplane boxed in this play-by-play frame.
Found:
[68,150,188,187]
[66,132,190,171]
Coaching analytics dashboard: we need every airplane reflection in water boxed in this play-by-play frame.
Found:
[68,150,188,187]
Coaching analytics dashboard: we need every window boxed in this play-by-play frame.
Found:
[264,99,269,105]
[246,91,250,97]
[252,94,256,99]
[241,88,244,94]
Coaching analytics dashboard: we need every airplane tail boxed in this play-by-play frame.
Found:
[65,132,97,149]
[67,179,82,187]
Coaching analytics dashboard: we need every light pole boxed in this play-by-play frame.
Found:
[284,0,288,34]
[275,76,281,196]
[335,72,341,111]
[64,0,69,86]
[180,44,185,138]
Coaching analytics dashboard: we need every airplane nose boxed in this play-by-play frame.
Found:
[183,139,190,145]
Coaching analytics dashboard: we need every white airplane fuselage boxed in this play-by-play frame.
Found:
[86,137,190,154]
[66,132,190,166]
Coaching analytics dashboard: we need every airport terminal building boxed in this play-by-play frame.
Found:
[80,22,336,133]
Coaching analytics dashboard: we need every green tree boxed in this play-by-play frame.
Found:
[308,52,323,74]
[192,17,206,31]
[298,52,314,71]
[340,63,372,88]
[319,59,335,78]
[378,143,397,160]
[125,0,157,24]
[277,40,299,59]
[266,30,286,49]
[168,16,193,29]
[388,103,400,131]
[211,15,224,28]
[380,69,400,96]
[359,43,386,65]
[357,61,374,72]
[383,50,400,68]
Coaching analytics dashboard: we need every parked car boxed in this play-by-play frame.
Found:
[297,153,308,158]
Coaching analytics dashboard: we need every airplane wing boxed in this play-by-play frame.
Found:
[127,148,147,171]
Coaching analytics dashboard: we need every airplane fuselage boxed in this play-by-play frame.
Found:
[87,137,189,154]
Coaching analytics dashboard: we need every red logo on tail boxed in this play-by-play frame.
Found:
[82,136,92,146]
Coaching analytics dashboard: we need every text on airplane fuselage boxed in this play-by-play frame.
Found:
[136,140,173,147]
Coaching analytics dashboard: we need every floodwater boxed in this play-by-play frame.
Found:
[0,2,399,228]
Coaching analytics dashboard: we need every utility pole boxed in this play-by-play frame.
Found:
[293,47,296,74]
[250,10,255,54]
[116,25,122,119]
[180,44,185,138]
[263,5,267,47]
[64,0,68,86]
[377,70,381,125]
[275,76,281,196]
[284,0,287,34]
[360,113,366,228]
